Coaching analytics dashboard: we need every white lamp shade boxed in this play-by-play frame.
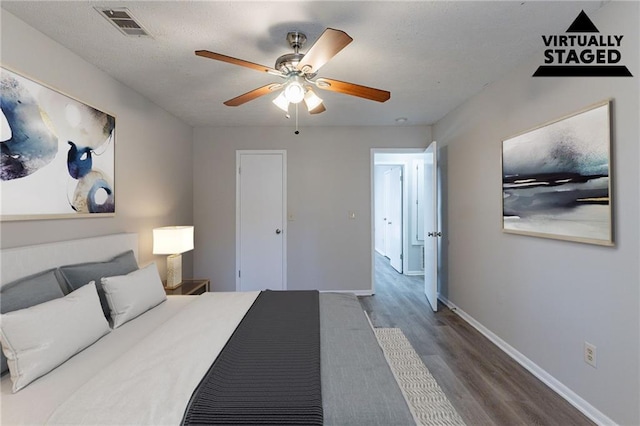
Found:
[304,89,323,112]
[153,226,194,255]
[272,92,290,112]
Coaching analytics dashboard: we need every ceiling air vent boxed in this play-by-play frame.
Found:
[95,7,151,37]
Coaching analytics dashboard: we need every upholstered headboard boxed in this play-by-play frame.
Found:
[1,233,138,289]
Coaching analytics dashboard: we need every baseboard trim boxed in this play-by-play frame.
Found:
[439,296,616,426]
[320,289,374,296]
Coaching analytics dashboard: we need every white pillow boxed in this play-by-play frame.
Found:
[0,282,110,392]
[101,262,167,328]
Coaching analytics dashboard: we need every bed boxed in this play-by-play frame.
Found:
[0,233,416,425]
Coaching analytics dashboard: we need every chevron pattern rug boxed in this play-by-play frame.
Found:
[374,328,466,426]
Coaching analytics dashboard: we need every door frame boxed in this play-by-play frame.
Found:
[370,148,425,294]
[235,150,287,291]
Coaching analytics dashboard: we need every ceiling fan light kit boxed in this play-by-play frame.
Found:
[196,27,390,119]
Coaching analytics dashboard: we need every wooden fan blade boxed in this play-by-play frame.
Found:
[195,50,279,74]
[224,84,281,107]
[297,28,353,74]
[315,78,390,103]
[309,103,326,114]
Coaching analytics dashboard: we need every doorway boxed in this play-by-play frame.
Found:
[372,150,425,287]
[371,147,442,311]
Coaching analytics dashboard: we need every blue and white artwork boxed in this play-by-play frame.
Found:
[502,101,612,245]
[1,67,115,220]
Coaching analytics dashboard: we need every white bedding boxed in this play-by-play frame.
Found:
[1,234,418,426]
[1,292,259,425]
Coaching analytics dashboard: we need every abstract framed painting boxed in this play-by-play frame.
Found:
[502,100,613,246]
[1,66,115,221]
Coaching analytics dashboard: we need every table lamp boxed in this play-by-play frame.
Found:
[152,226,194,288]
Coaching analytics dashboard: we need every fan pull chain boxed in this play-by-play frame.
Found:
[294,102,300,135]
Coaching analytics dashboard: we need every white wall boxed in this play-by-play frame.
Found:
[0,11,194,276]
[193,126,430,293]
[433,2,639,424]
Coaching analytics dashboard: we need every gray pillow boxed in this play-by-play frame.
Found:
[58,250,139,320]
[1,268,66,376]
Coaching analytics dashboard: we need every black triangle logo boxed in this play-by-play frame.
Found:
[566,10,599,33]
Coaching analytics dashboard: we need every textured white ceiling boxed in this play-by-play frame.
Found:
[1,1,605,127]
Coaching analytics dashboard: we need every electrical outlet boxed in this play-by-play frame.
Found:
[584,342,597,368]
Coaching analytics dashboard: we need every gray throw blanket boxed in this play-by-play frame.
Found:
[182,290,323,425]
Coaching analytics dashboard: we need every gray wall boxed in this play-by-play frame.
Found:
[193,126,430,293]
[433,2,639,424]
[0,11,194,276]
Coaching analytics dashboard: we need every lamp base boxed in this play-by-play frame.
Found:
[166,254,183,288]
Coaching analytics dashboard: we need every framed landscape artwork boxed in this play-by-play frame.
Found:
[502,100,613,246]
[1,67,115,221]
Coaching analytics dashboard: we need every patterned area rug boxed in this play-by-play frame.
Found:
[374,328,466,426]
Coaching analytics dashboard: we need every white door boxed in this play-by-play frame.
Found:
[382,170,391,257]
[387,166,403,273]
[236,151,286,291]
[374,166,387,256]
[424,142,439,311]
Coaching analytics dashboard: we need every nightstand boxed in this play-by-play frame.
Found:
[164,278,210,295]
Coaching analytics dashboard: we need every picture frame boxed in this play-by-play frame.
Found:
[501,100,613,246]
[1,66,116,221]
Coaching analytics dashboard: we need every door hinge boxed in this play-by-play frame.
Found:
[238,167,241,174]
[238,270,241,278]
[400,253,403,260]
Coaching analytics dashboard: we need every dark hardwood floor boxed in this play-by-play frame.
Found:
[358,254,594,426]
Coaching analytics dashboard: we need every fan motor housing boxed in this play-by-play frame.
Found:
[275,32,308,74]
[275,53,305,74]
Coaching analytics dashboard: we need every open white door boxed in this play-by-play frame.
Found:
[423,142,438,311]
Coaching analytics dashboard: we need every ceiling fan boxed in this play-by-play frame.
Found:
[195,28,391,115]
